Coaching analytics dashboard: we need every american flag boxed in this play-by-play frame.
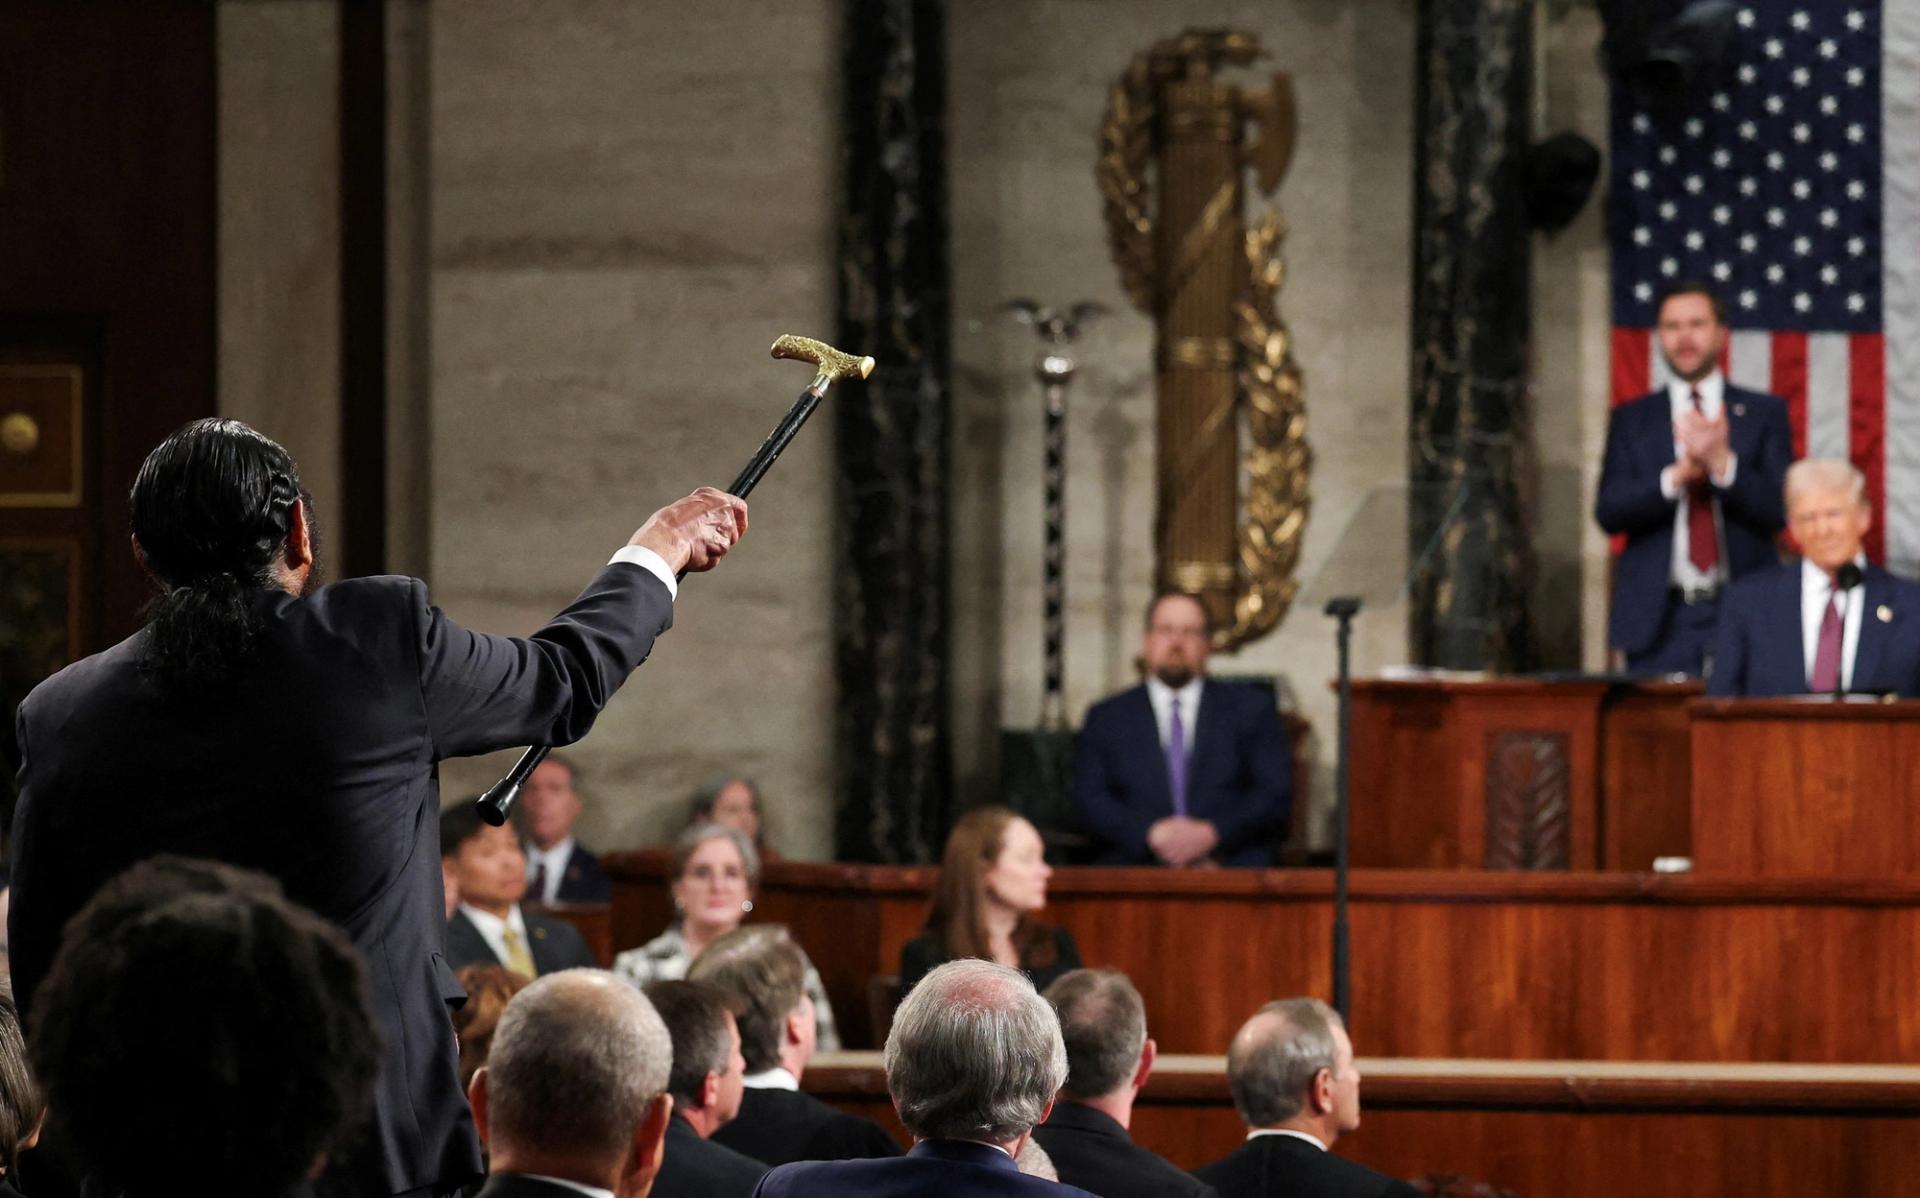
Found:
[1609,0,1917,570]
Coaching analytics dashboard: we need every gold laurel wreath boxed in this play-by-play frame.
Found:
[1096,31,1312,651]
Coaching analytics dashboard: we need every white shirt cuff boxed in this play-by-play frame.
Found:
[608,545,677,600]
[1660,465,1680,501]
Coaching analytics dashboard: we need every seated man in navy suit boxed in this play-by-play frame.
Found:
[1071,592,1291,867]
[519,753,613,904]
[753,959,1099,1198]
[1195,998,1419,1198]
[443,803,599,978]
[1596,280,1792,675]
[1710,459,1920,698]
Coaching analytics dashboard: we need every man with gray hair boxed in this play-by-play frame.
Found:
[1195,999,1418,1198]
[753,960,1099,1197]
[1710,457,1920,697]
[1033,969,1216,1198]
[467,969,675,1198]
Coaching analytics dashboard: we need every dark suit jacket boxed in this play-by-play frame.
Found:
[1595,384,1792,655]
[1194,1135,1422,1198]
[711,1085,901,1165]
[474,1174,607,1198]
[1071,681,1291,867]
[897,927,1082,996]
[10,563,674,1198]
[547,840,612,903]
[1032,1101,1217,1198]
[754,1138,1100,1198]
[653,1111,768,1198]
[445,906,599,976]
[1707,562,1920,697]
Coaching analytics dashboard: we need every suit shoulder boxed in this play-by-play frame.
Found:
[1727,384,1789,412]
[1723,560,1796,605]
[1082,686,1146,724]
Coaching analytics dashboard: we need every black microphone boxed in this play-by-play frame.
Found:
[1832,562,1865,699]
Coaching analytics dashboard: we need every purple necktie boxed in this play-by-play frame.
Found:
[1811,594,1844,692]
[1167,697,1189,817]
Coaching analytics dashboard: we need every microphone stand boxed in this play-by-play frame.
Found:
[1325,595,1360,1022]
[474,335,874,826]
[1832,562,1864,701]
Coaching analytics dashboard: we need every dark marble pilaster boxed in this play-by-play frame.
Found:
[1408,0,1538,671]
[834,0,953,863]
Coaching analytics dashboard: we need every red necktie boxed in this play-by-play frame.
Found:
[1810,594,1844,692]
[1686,387,1720,572]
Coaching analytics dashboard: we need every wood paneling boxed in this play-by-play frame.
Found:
[1350,680,1698,870]
[605,857,1920,1059]
[806,1055,1920,1189]
[1692,700,1920,876]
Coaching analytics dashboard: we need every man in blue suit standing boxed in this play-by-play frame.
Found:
[1596,281,1793,674]
[1071,592,1291,868]
[1710,459,1920,697]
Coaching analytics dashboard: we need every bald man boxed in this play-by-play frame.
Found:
[1708,459,1920,697]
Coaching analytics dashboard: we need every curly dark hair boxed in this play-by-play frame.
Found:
[28,856,379,1196]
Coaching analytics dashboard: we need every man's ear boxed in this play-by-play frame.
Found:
[786,1005,807,1047]
[1311,1066,1335,1115]
[1132,1037,1157,1093]
[285,497,314,571]
[700,1069,721,1113]
[467,1068,492,1147]
[617,1094,674,1197]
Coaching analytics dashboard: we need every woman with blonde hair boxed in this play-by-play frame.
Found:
[898,806,1080,993]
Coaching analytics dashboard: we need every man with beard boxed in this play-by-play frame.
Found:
[9,417,746,1198]
[1596,280,1792,675]
[1070,592,1291,867]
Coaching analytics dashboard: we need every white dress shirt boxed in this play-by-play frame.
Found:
[1658,372,1739,591]
[1801,555,1868,691]
[743,1066,801,1091]
[608,544,678,599]
[1144,676,1205,752]
[1247,1128,1328,1150]
[520,1176,614,1198]
[458,902,530,968]
[524,836,576,904]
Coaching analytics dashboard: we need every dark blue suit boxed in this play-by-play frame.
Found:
[1595,384,1791,666]
[753,1138,1101,1198]
[10,563,673,1197]
[1708,563,1920,697]
[1071,681,1291,867]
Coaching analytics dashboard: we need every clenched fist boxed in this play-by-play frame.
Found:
[630,486,749,574]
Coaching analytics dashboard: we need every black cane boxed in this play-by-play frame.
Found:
[475,335,875,826]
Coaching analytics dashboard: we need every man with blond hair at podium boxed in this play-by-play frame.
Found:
[1708,458,1920,697]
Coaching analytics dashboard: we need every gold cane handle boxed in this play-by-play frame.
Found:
[770,334,876,383]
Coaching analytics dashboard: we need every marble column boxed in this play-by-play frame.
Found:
[834,0,953,862]
[1407,0,1538,671]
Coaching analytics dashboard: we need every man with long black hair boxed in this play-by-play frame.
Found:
[8,417,746,1198]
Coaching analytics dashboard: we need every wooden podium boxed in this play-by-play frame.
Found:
[1690,699,1920,875]
[1350,678,1698,870]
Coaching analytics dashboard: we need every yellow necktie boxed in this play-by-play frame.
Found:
[501,926,537,977]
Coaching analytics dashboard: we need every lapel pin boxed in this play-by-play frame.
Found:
[1733,403,1746,417]
[1878,605,1894,623]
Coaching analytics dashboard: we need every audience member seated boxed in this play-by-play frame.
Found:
[1709,458,1920,697]
[688,925,900,1164]
[28,856,378,1198]
[0,985,43,1198]
[452,964,534,1091]
[690,774,780,861]
[1034,969,1216,1198]
[443,803,598,978]
[753,959,1098,1198]
[1072,591,1292,866]
[466,970,674,1198]
[899,806,1081,995]
[518,753,613,903]
[612,821,839,1048]
[1195,998,1419,1198]
[641,980,769,1198]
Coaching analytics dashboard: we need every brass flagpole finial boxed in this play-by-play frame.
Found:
[770,334,876,383]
